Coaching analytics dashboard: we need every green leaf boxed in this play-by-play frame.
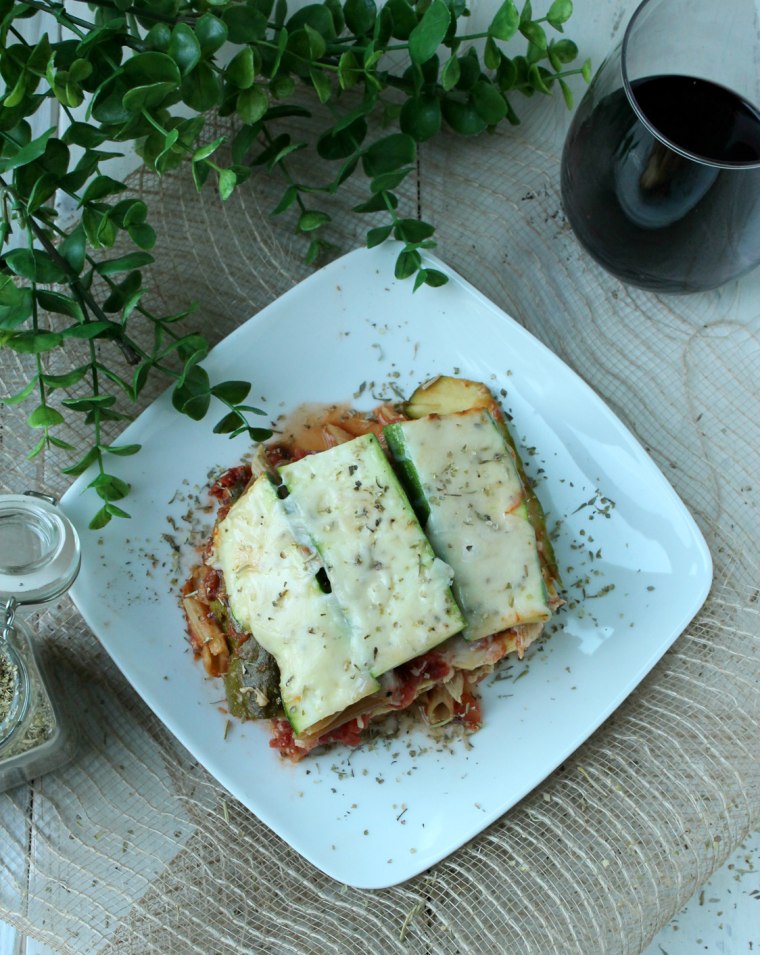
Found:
[192,160,211,192]
[344,0,377,35]
[489,0,519,41]
[366,224,393,248]
[286,4,337,38]
[112,198,148,229]
[550,38,578,63]
[36,290,85,322]
[26,173,59,215]
[497,55,517,91]
[123,51,182,87]
[442,97,488,135]
[236,86,268,124]
[270,73,296,99]
[213,410,245,434]
[304,237,322,266]
[89,506,112,530]
[325,0,345,33]
[472,80,508,124]
[68,57,92,84]
[5,248,68,284]
[145,22,172,52]
[453,47,481,91]
[27,435,47,461]
[89,472,130,502]
[40,367,90,389]
[298,209,331,232]
[336,50,361,91]
[128,223,157,250]
[370,167,411,193]
[172,365,211,420]
[0,284,33,330]
[408,0,451,65]
[192,136,225,162]
[393,218,435,243]
[244,426,272,442]
[210,380,251,403]
[80,175,128,205]
[399,94,441,142]
[95,251,154,275]
[304,23,327,59]
[104,502,131,520]
[169,22,201,75]
[251,133,291,168]
[335,155,359,188]
[47,435,76,452]
[413,268,428,291]
[484,36,501,71]
[309,67,331,104]
[394,248,421,279]
[61,123,107,149]
[222,5,268,43]
[226,47,256,89]
[102,271,141,316]
[0,126,55,174]
[63,394,117,412]
[3,71,29,111]
[218,168,237,200]
[28,404,65,428]
[558,77,573,109]
[441,54,460,92]
[520,20,547,51]
[181,62,223,112]
[270,185,299,216]
[353,191,397,213]
[528,63,552,94]
[61,447,99,477]
[105,443,141,456]
[385,0,416,40]
[362,133,416,177]
[63,321,119,340]
[547,0,573,30]
[317,118,367,160]
[195,13,228,57]
[123,81,178,112]
[2,378,37,406]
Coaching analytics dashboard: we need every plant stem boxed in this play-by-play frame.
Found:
[24,215,141,365]
[17,0,92,34]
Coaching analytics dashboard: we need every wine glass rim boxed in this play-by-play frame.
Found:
[620,0,760,170]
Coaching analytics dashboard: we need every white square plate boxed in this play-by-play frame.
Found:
[63,244,712,888]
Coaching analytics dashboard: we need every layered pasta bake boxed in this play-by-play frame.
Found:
[181,376,562,759]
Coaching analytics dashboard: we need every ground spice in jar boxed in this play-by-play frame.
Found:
[0,643,56,761]
[0,650,16,725]
[0,494,79,789]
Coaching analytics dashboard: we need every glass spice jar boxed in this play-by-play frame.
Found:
[0,492,81,793]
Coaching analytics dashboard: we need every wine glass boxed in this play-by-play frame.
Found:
[560,0,760,293]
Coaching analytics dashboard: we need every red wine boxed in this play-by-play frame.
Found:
[561,74,760,292]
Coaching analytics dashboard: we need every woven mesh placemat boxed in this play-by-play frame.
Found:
[1,76,758,955]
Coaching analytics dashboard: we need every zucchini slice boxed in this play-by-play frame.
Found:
[405,375,560,588]
[385,407,552,641]
[211,474,380,734]
[279,432,465,676]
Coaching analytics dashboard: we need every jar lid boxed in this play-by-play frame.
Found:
[0,494,81,606]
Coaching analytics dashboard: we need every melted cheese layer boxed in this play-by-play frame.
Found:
[280,433,464,676]
[211,474,380,733]
[388,410,550,640]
